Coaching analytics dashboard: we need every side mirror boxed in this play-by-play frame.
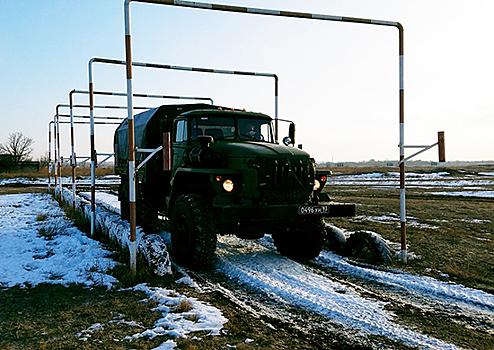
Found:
[289,123,295,145]
[282,136,292,146]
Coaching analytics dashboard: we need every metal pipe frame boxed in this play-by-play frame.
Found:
[88,57,279,138]
[56,101,136,210]
[123,0,411,264]
[73,84,212,236]
[53,112,122,206]
[88,57,277,272]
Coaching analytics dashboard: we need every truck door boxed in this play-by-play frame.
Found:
[172,119,188,171]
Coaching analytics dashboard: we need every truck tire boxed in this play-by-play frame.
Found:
[170,194,217,268]
[344,230,392,264]
[272,218,325,262]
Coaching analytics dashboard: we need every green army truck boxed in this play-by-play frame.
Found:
[114,104,355,267]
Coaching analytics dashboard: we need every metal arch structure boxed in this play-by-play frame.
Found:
[122,0,441,266]
[87,57,279,138]
[88,57,278,272]
[48,117,122,194]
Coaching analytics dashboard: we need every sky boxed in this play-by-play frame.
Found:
[0,0,493,162]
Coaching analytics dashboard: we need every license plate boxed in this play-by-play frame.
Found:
[298,205,330,215]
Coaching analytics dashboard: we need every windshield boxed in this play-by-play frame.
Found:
[238,118,274,142]
[190,114,274,143]
[190,115,236,141]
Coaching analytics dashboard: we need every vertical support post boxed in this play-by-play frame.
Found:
[89,63,96,236]
[48,122,52,192]
[125,0,137,276]
[397,24,407,264]
[274,74,279,143]
[56,106,62,201]
[438,131,445,163]
[69,91,77,211]
[53,118,58,190]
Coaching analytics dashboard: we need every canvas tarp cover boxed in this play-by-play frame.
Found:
[114,104,217,161]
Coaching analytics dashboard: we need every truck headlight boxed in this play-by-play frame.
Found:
[223,179,234,192]
[313,179,320,191]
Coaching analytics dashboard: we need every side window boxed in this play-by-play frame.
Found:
[175,120,188,143]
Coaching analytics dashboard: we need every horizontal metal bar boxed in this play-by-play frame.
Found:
[399,142,438,165]
[136,146,163,172]
[72,89,213,102]
[57,114,126,120]
[97,153,115,168]
[136,148,159,153]
[403,145,435,149]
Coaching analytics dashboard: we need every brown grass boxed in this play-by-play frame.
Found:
[0,166,115,180]
[173,299,193,313]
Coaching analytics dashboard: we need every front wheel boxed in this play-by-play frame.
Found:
[170,194,217,268]
[272,218,325,262]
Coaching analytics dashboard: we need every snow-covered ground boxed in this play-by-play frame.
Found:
[0,193,118,288]
[1,171,493,349]
[0,192,227,350]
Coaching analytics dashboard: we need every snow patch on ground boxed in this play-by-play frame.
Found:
[431,191,494,198]
[0,193,118,288]
[352,213,440,230]
[328,171,494,192]
[80,191,120,214]
[123,284,227,344]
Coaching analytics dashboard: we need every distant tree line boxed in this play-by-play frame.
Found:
[0,132,39,171]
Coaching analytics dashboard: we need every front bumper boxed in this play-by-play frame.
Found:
[214,202,355,223]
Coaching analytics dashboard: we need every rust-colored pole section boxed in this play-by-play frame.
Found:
[438,131,445,163]
[125,0,138,276]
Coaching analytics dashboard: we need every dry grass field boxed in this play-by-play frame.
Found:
[322,165,494,294]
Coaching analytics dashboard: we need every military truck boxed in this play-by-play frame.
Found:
[114,104,355,267]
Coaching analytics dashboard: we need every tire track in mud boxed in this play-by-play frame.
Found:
[314,251,494,331]
[187,235,479,350]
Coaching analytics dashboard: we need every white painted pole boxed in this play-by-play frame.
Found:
[125,0,138,276]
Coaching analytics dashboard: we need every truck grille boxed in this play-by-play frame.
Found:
[255,157,314,205]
